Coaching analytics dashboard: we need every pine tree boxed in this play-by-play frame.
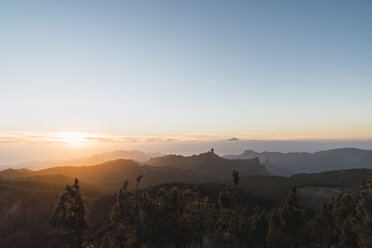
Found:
[142,191,167,247]
[161,186,184,247]
[232,170,240,187]
[352,177,372,247]
[135,175,143,248]
[215,183,240,248]
[51,178,88,248]
[340,215,358,248]
[332,191,357,247]
[237,206,252,248]
[301,208,316,247]
[215,208,239,247]
[313,198,337,247]
[249,209,268,248]
[194,186,215,248]
[266,208,284,248]
[280,185,304,247]
[153,186,199,247]
[111,180,136,248]
[218,186,234,209]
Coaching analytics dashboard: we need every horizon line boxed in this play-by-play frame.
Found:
[1,130,372,144]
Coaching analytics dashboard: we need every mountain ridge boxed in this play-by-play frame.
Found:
[223,148,372,176]
[0,150,162,170]
[147,150,268,179]
[0,152,268,190]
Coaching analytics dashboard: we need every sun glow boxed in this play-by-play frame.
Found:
[57,132,89,144]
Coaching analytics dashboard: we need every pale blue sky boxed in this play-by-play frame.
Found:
[1,0,372,139]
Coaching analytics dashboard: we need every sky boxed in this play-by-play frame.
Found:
[1,1,372,163]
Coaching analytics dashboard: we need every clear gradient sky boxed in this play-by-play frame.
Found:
[1,0,372,147]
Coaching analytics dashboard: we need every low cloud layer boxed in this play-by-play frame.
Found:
[2,131,371,145]
[0,131,218,144]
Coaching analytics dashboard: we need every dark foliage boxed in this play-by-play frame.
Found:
[1,169,372,247]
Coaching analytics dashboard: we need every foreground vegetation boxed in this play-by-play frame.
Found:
[51,171,372,248]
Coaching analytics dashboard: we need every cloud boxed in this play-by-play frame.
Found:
[0,131,216,144]
[1,131,366,144]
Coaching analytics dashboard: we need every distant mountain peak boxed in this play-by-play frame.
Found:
[223,147,372,176]
[226,137,240,141]
[146,150,268,179]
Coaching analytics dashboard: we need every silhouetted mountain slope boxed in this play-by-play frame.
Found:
[3,149,369,193]
[0,177,278,248]
[233,168,372,207]
[147,150,268,178]
[3,150,161,170]
[0,178,113,248]
[262,158,290,176]
[0,152,268,190]
[1,159,371,247]
[0,159,216,190]
[314,148,371,160]
[224,148,372,175]
[0,168,34,180]
[360,152,372,166]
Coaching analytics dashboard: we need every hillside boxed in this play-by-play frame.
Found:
[0,177,274,248]
[234,168,372,207]
[147,150,268,179]
[0,178,114,248]
[224,148,372,176]
[1,157,372,247]
[0,151,268,190]
[0,159,208,190]
[2,150,161,170]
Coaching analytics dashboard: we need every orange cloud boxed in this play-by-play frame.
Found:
[0,131,217,144]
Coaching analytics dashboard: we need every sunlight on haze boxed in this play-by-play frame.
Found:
[56,132,89,144]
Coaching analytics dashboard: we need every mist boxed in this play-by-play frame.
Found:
[2,139,372,166]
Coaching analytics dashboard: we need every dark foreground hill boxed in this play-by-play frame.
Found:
[0,177,274,248]
[0,160,204,190]
[224,148,372,176]
[234,168,372,207]
[2,150,372,247]
[1,163,371,247]
[0,178,115,248]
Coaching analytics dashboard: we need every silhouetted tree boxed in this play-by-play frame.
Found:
[135,175,143,248]
[232,170,240,187]
[280,185,304,247]
[237,206,252,248]
[215,208,239,247]
[332,192,357,246]
[96,176,372,248]
[51,178,88,248]
[193,185,215,248]
[352,177,372,247]
[215,182,241,248]
[340,215,358,247]
[150,186,201,247]
[249,209,268,248]
[141,191,166,247]
[313,198,336,247]
[266,208,283,248]
[111,180,136,248]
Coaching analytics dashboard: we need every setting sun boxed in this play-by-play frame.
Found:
[57,132,88,144]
